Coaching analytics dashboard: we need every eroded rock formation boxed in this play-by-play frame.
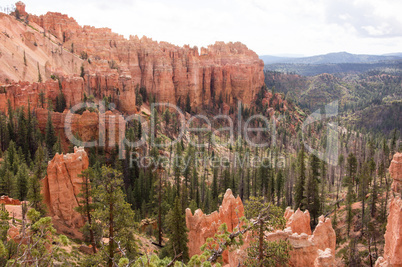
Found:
[4,2,264,112]
[389,152,402,194]
[0,12,83,84]
[34,108,125,152]
[186,190,336,267]
[375,153,402,267]
[41,146,89,238]
[2,1,264,120]
[15,1,27,17]
[0,76,84,113]
[284,207,312,235]
[186,189,244,263]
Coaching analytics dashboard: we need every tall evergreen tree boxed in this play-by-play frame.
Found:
[306,154,321,226]
[185,92,191,114]
[345,153,357,236]
[161,195,189,262]
[294,146,306,209]
[336,154,344,207]
[244,196,292,266]
[55,88,66,113]
[45,110,56,158]
[28,146,46,214]
[16,163,29,201]
[92,166,137,266]
[75,168,97,254]
[276,169,284,206]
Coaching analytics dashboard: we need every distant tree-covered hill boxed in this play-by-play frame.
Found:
[260,51,402,64]
[264,70,402,135]
[261,52,402,76]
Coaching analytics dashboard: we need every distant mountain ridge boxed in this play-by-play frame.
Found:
[260,52,402,65]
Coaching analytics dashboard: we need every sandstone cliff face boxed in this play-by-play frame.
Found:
[28,8,264,108]
[0,12,83,84]
[376,153,402,267]
[186,190,336,267]
[2,3,264,115]
[41,147,89,238]
[0,71,136,114]
[0,76,83,113]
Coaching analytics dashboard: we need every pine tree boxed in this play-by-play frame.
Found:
[306,153,320,226]
[369,157,377,217]
[211,167,218,209]
[92,166,137,266]
[75,168,97,254]
[39,91,45,108]
[55,88,66,113]
[244,196,292,266]
[1,208,69,266]
[276,169,284,206]
[185,92,191,114]
[294,146,306,209]
[174,143,182,194]
[162,195,189,262]
[16,163,29,201]
[320,160,327,213]
[27,146,46,214]
[53,134,62,155]
[345,153,357,236]
[135,86,143,107]
[1,169,15,197]
[359,162,370,235]
[7,100,15,144]
[37,63,42,83]
[16,109,29,161]
[336,154,344,207]
[23,50,27,66]
[45,110,56,158]
[80,64,85,78]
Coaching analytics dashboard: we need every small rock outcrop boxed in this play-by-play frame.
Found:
[0,195,21,205]
[186,190,336,267]
[41,147,89,238]
[284,207,312,235]
[375,153,402,267]
[15,1,27,17]
[186,189,244,263]
[389,152,402,194]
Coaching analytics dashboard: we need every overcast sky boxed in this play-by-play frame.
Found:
[2,0,402,56]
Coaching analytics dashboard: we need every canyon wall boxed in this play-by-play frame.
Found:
[0,12,82,84]
[2,2,264,116]
[0,72,137,115]
[186,189,336,267]
[41,146,89,239]
[375,152,402,267]
[27,6,264,108]
[0,8,137,114]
